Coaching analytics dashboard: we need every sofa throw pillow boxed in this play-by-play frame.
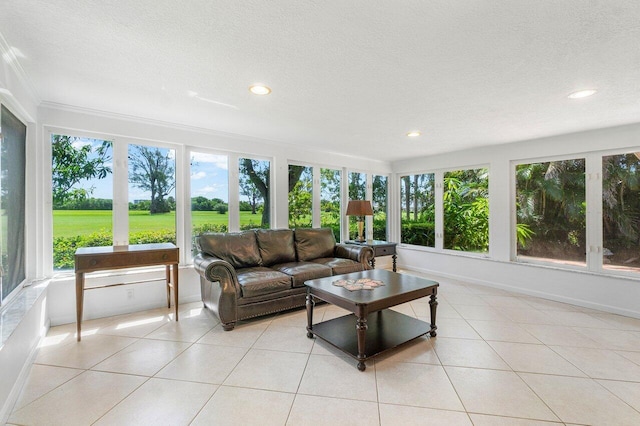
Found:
[197,231,262,269]
[255,229,296,266]
[294,228,336,261]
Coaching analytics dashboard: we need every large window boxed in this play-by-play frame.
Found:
[1,105,26,301]
[239,158,271,229]
[51,134,113,270]
[515,159,585,266]
[602,152,640,273]
[372,175,388,240]
[289,165,313,228]
[190,152,228,254]
[51,138,181,269]
[400,173,435,247]
[443,168,489,252]
[128,144,176,244]
[321,168,341,240]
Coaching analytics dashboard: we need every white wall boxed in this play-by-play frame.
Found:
[392,122,640,318]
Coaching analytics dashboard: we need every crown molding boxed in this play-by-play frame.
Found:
[39,101,389,166]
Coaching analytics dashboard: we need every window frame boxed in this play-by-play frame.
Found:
[511,154,588,271]
[0,104,27,304]
[372,173,389,241]
[592,147,640,278]
[397,164,490,257]
[399,171,437,249]
[442,166,490,255]
[187,147,230,256]
[46,127,186,272]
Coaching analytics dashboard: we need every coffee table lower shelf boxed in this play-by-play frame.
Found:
[307,309,432,369]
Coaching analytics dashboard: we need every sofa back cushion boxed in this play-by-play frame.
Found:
[294,228,336,261]
[197,231,262,269]
[255,229,296,266]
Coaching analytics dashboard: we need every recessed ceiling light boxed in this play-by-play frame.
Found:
[406,131,421,137]
[568,89,597,99]
[249,84,271,95]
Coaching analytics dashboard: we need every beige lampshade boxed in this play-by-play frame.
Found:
[346,200,373,216]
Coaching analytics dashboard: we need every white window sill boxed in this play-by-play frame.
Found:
[0,280,48,349]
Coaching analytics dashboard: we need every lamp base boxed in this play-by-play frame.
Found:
[356,220,364,242]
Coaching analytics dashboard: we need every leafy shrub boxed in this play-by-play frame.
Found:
[401,221,435,246]
[240,223,269,231]
[129,230,176,245]
[53,232,113,269]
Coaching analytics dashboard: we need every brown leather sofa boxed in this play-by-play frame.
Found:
[194,228,374,330]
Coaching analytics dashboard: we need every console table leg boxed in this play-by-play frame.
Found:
[429,291,438,337]
[392,254,397,272]
[356,316,368,371]
[306,293,315,338]
[165,265,171,308]
[173,263,179,321]
[75,272,84,342]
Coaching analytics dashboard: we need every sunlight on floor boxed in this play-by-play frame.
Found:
[114,316,165,330]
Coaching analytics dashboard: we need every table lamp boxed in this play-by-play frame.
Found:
[346,200,374,242]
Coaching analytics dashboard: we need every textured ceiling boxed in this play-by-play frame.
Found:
[1,1,639,162]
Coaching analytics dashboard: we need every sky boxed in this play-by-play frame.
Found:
[67,138,231,203]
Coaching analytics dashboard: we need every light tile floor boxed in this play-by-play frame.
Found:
[8,271,640,425]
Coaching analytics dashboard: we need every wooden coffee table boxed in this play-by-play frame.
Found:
[305,269,438,371]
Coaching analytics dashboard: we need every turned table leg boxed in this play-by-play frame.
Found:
[356,315,368,371]
[306,293,315,338]
[429,291,438,337]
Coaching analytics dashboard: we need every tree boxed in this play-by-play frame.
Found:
[191,196,212,211]
[129,146,175,214]
[239,172,262,214]
[348,172,366,200]
[515,159,585,257]
[443,170,489,251]
[403,176,411,221]
[51,135,111,206]
[239,159,304,227]
[288,166,313,227]
[240,159,271,226]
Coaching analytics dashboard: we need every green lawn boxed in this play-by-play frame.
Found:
[52,210,266,238]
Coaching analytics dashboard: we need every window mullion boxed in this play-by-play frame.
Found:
[434,171,444,250]
[586,154,603,272]
[312,167,321,228]
[229,153,240,232]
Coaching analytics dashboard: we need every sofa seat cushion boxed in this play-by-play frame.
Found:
[271,262,332,287]
[256,229,296,266]
[311,258,365,275]
[237,267,292,298]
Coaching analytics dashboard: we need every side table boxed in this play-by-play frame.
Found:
[345,240,397,272]
[74,243,179,341]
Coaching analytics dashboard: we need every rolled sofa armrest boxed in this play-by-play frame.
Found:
[194,253,241,298]
[335,244,374,269]
[194,253,242,329]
